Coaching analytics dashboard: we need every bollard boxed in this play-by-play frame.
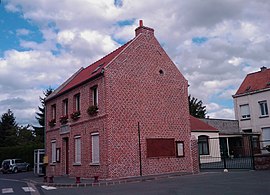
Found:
[76,177,81,184]
[43,176,47,183]
[49,176,54,183]
[94,176,99,183]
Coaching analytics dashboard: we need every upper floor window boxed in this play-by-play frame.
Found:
[92,86,98,106]
[51,104,56,119]
[240,104,250,119]
[259,101,268,117]
[62,99,68,116]
[74,93,80,112]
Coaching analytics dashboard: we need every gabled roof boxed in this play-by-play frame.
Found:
[46,40,132,101]
[234,67,270,97]
[190,116,218,132]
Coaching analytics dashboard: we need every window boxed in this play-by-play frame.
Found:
[91,133,100,164]
[74,136,81,164]
[240,104,250,119]
[51,140,56,163]
[198,135,209,155]
[52,104,56,119]
[176,141,184,157]
[74,94,80,111]
[146,138,176,158]
[259,101,268,116]
[92,86,98,106]
[63,99,68,116]
[262,127,270,148]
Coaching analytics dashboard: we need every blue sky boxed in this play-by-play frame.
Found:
[1,0,270,125]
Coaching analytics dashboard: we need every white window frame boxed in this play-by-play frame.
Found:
[74,136,81,164]
[51,140,56,163]
[259,101,269,117]
[52,104,56,119]
[92,87,98,106]
[91,132,100,165]
[240,104,250,119]
[75,94,80,111]
[63,99,68,116]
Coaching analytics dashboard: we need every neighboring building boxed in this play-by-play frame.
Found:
[45,21,198,179]
[201,118,257,158]
[233,66,270,148]
[190,116,220,163]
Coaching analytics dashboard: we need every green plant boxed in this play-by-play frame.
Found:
[59,115,68,124]
[71,111,81,120]
[87,105,98,116]
[48,119,56,127]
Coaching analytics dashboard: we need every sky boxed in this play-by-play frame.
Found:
[0,0,270,126]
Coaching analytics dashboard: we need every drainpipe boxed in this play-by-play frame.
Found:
[138,122,142,176]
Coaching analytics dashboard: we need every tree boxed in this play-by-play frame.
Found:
[17,125,35,145]
[188,95,207,118]
[0,109,18,147]
[33,88,53,144]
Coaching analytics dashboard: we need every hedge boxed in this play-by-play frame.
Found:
[0,143,44,168]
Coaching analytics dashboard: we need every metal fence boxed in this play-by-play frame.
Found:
[199,136,256,170]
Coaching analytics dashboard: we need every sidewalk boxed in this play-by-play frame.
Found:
[26,172,193,188]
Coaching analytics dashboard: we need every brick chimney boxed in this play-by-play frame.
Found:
[260,66,267,71]
[135,20,154,36]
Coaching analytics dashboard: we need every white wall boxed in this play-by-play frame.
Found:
[192,132,221,163]
[234,90,270,136]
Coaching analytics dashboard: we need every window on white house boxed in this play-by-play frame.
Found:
[92,87,98,106]
[51,140,56,163]
[259,101,268,116]
[74,136,81,164]
[262,127,270,148]
[198,135,209,155]
[240,104,250,119]
[74,94,80,112]
[91,133,100,164]
[63,99,68,116]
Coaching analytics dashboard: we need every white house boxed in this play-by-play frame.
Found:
[233,66,270,149]
[190,116,221,163]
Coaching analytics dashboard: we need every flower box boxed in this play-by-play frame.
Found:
[87,105,98,116]
[59,115,68,124]
[71,111,81,120]
[49,119,56,127]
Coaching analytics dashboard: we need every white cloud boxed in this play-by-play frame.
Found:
[2,0,270,124]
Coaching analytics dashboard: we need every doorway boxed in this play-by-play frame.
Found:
[63,137,69,175]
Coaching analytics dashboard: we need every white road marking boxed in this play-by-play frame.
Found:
[41,185,57,190]
[2,188,14,194]
[22,187,35,192]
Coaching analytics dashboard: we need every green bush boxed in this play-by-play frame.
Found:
[0,143,43,168]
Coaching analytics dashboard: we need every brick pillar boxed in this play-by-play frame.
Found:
[191,136,200,173]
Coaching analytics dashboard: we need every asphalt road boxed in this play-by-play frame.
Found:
[1,170,270,195]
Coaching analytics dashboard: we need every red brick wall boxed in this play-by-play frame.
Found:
[45,77,109,178]
[45,26,195,179]
[104,30,193,178]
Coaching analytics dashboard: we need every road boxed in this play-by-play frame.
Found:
[1,170,270,195]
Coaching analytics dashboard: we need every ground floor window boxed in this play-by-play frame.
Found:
[74,136,81,164]
[198,135,209,155]
[51,140,56,163]
[91,133,100,164]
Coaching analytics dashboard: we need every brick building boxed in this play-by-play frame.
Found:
[45,21,198,179]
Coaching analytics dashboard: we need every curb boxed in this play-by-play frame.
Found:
[26,172,196,188]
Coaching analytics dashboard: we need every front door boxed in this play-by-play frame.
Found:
[63,137,69,175]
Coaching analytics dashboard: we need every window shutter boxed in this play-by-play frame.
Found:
[92,134,99,164]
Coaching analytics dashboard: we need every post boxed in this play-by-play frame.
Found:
[138,122,142,176]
